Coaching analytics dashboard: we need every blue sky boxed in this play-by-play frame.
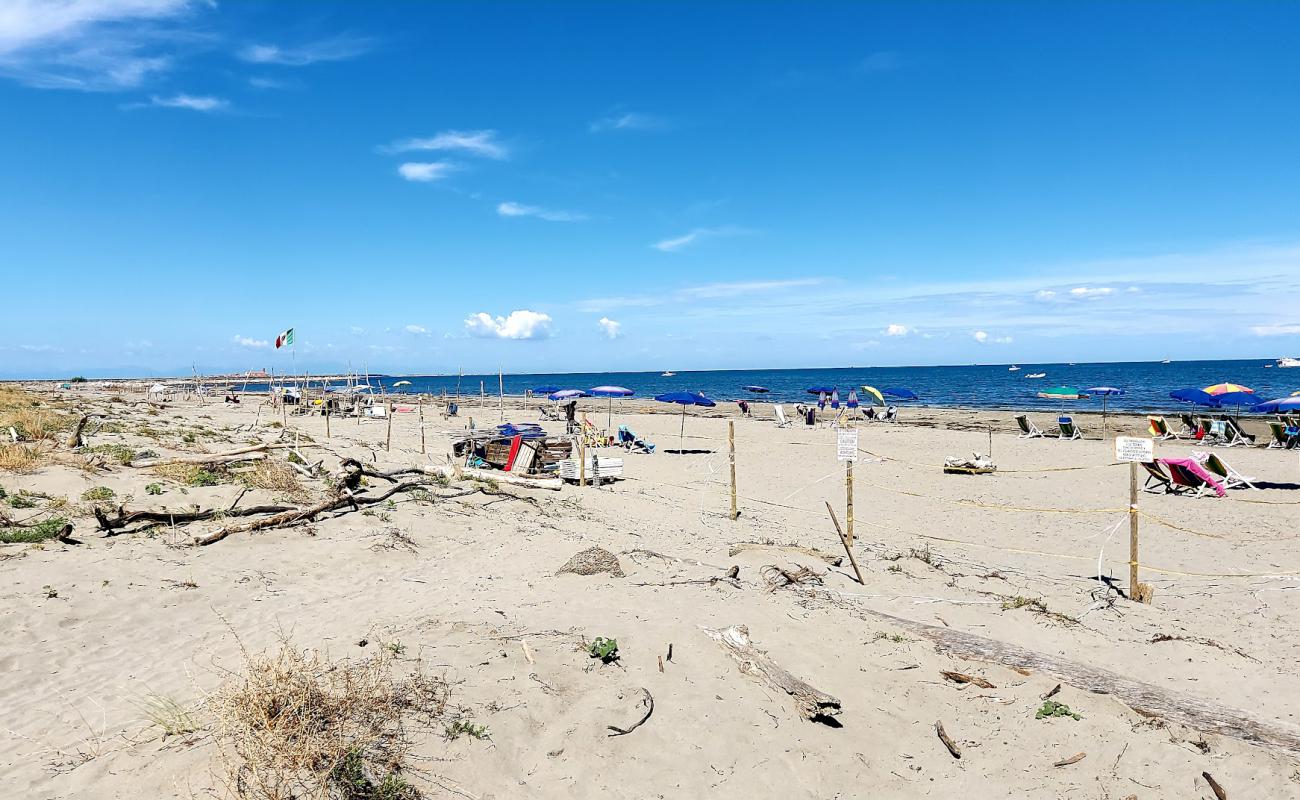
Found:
[2,1,1299,378]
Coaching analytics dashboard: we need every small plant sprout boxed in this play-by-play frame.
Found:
[1036,699,1082,720]
[588,637,619,663]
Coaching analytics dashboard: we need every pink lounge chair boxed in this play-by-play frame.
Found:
[1157,457,1226,498]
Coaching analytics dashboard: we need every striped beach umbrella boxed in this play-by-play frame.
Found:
[1203,383,1253,396]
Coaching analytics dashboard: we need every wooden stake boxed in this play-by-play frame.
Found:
[845,460,854,547]
[325,405,330,439]
[728,420,738,520]
[418,396,426,454]
[385,399,393,452]
[824,501,866,585]
[578,434,587,487]
[1129,460,1140,600]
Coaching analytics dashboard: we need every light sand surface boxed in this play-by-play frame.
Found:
[3,388,1300,798]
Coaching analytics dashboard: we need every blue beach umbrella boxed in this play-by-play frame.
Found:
[532,385,560,395]
[883,387,918,400]
[806,386,835,395]
[1253,396,1300,413]
[1169,388,1220,407]
[742,385,770,394]
[591,385,634,427]
[654,391,716,452]
[1086,386,1125,435]
[549,389,587,401]
[1213,390,1258,418]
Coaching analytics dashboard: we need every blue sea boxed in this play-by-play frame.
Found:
[254,359,1297,415]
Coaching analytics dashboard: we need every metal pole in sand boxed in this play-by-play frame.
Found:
[728,420,738,520]
[419,396,426,454]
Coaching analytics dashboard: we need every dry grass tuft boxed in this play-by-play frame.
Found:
[211,640,448,800]
[238,460,310,502]
[0,387,71,441]
[0,442,48,473]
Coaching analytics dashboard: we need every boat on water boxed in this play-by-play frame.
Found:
[1161,359,1172,364]
[1279,357,1300,368]
[1008,365,1021,372]
[661,371,676,377]
[1024,372,1046,378]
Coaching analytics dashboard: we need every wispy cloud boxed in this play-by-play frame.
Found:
[131,92,227,112]
[652,226,749,252]
[382,130,508,160]
[857,51,901,73]
[597,317,622,339]
[496,201,587,222]
[579,278,824,312]
[397,161,454,182]
[884,324,912,337]
[972,330,1013,344]
[236,35,371,66]
[589,111,666,133]
[232,334,269,349]
[464,310,552,340]
[1251,323,1300,337]
[403,324,428,335]
[0,0,201,91]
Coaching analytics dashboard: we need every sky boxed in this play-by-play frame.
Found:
[2,1,1299,378]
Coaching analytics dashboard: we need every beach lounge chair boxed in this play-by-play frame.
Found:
[1158,457,1226,498]
[1267,421,1290,449]
[1057,416,1082,441]
[617,425,654,454]
[1197,452,1257,490]
[1147,416,1180,441]
[1015,415,1046,439]
[1140,461,1175,493]
[1218,417,1253,447]
[774,405,792,428]
[1178,413,1199,437]
[880,405,898,423]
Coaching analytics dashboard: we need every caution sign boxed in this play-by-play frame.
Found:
[837,427,859,462]
[1115,436,1153,463]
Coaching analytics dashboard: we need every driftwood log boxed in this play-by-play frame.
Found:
[94,500,295,536]
[64,413,107,449]
[132,442,294,468]
[860,606,1300,756]
[700,624,841,723]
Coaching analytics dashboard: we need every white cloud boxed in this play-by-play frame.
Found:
[383,130,508,160]
[972,330,988,343]
[884,323,912,337]
[653,226,749,252]
[0,0,199,91]
[1251,323,1300,336]
[236,36,370,66]
[1035,290,1057,300]
[496,201,587,222]
[1068,286,1114,298]
[589,111,665,133]
[397,161,454,182]
[232,334,269,349]
[403,324,428,335]
[349,326,365,335]
[464,310,552,340]
[972,330,1013,344]
[142,93,226,111]
[19,343,61,353]
[597,317,622,339]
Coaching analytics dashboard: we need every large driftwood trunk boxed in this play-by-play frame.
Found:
[132,442,292,468]
[94,502,295,535]
[701,624,841,723]
[864,606,1300,756]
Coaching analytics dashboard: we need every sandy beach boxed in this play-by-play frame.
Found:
[3,385,1300,799]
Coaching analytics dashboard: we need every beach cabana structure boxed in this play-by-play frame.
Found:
[1085,386,1124,436]
[590,385,634,428]
[654,391,716,453]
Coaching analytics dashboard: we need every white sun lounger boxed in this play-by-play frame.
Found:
[775,405,792,428]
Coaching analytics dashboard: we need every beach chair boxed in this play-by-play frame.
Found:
[617,425,654,454]
[1057,416,1082,441]
[1178,413,1199,437]
[1015,415,1046,439]
[880,405,898,423]
[1147,416,1180,441]
[774,405,792,428]
[1218,417,1253,447]
[1158,457,1226,498]
[1267,421,1290,449]
[1198,452,1257,490]
[1140,461,1175,493]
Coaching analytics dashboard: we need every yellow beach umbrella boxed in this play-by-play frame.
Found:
[859,385,885,406]
[1203,382,1252,395]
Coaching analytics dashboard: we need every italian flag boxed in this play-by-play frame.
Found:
[275,328,294,349]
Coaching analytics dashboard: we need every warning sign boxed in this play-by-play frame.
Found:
[837,428,859,462]
[1114,436,1153,463]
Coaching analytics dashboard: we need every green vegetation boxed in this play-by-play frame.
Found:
[145,483,163,495]
[81,486,116,502]
[588,636,619,663]
[6,492,37,509]
[85,443,137,465]
[137,693,199,737]
[0,517,69,544]
[1036,699,1082,720]
[330,748,418,800]
[444,719,490,741]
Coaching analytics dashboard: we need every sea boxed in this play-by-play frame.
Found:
[249,359,1297,415]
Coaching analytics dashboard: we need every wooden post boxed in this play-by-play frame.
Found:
[498,369,504,419]
[1129,461,1140,600]
[728,420,738,520]
[419,396,426,454]
[325,405,331,439]
[385,399,393,451]
[845,460,854,547]
[825,502,866,585]
[578,434,587,487]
